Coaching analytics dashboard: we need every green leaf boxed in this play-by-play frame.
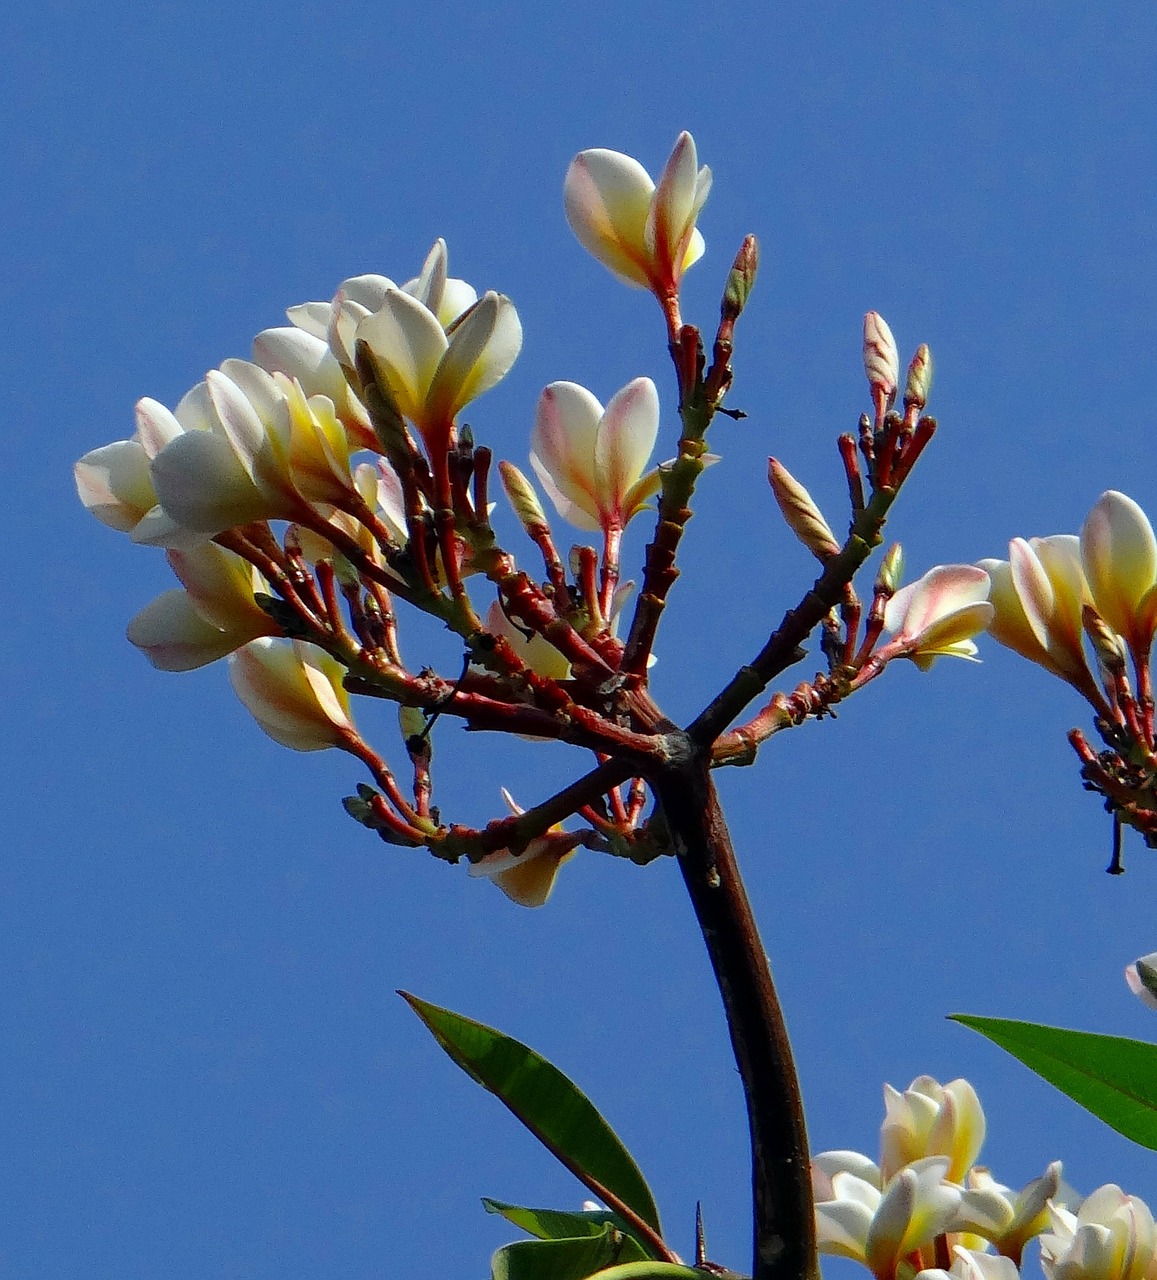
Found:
[403,992,661,1233]
[587,1267,711,1280]
[952,1014,1157,1148]
[483,1198,648,1250]
[491,1227,646,1280]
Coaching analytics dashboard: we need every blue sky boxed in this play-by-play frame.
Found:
[5,1,1157,1275]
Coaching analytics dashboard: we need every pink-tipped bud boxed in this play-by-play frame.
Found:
[499,459,549,530]
[863,312,899,403]
[904,343,934,414]
[723,234,759,321]
[768,458,841,562]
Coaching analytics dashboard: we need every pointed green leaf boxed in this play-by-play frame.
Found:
[491,1228,644,1280]
[404,992,661,1233]
[952,1014,1157,1148]
[483,1198,652,1254]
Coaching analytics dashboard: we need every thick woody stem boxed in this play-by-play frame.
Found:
[653,756,817,1280]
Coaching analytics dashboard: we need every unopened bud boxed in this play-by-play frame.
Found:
[398,704,428,742]
[767,458,840,562]
[331,551,360,590]
[904,344,934,414]
[1083,605,1127,673]
[498,460,548,529]
[722,234,759,320]
[863,312,899,402]
[876,543,904,595]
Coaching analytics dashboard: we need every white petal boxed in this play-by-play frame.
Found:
[134,397,185,458]
[564,148,655,287]
[74,439,155,531]
[529,380,605,530]
[1082,490,1157,648]
[356,289,448,423]
[595,377,660,524]
[427,291,522,424]
[646,131,700,261]
[150,430,272,533]
[126,589,238,671]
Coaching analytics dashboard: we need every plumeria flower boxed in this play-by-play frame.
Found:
[956,1162,1076,1264]
[529,377,661,535]
[916,1245,1020,1280]
[75,393,208,548]
[1039,1184,1157,1280]
[880,1076,986,1184]
[126,543,277,671]
[978,535,1099,700]
[356,287,522,457]
[287,241,477,371]
[468,788,583,908]
[143,368,302,541]
[812,1153,963,1280]
[1080,491,1157,664]
[228,638,356,752]
[564,131,711,296]
[1125,952,1157,1011]
[878,565,994,671]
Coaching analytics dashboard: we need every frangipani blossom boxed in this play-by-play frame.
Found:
[978,535,1098,697]
[145,369,300,540]
[286,241,476,372]
[880,1076,986,1184]
[75,394,194,546]
[228,638,355,752]
[356,288,522,453]
[813,1154,962,1280]
[1081,491,1157,662]
[1040,1184,1157,1280]
[529,378,661,534]
[468,789,582,908]
[956,1162,1075,1263]
[564,132,711,295]
[880,565,994,671]
[1125,952,1157,1012]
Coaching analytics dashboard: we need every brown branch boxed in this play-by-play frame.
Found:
[652,756,817,1280]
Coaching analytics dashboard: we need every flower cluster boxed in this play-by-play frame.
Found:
[74,133,995,910]
[812,1074,1157,1280]
[980,493,1157,859]
[74,209,674,901]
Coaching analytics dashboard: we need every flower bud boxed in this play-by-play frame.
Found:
[722,234,759,321]
[876,543,905,595]
[767,458,840,561]
[499,460,549,530]
[904,344,934,414]
[228,638,355,752]
[863,312,899,403]
[1082,604,1127,674]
